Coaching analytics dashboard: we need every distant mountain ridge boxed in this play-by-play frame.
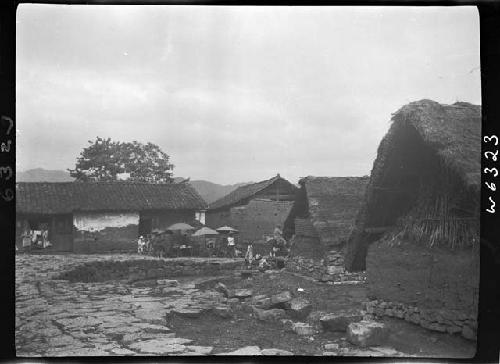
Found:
[17,168,74,182]
[17,168,250,205]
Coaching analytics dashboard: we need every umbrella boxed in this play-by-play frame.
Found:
[152,228,166,234]
[192,227,219,237]
[216,226,239,233]
[166,222,195,232]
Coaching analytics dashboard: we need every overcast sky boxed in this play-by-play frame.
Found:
[16,5,480,185]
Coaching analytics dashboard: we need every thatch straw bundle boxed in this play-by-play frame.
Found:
[345,100,481,271]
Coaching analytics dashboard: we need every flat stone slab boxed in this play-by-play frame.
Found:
[122,332,176,344]
[218,346,262,355]
[184,345,214,355]
[128,338,193,354]
[253,307,287,321]
[261,348,294,355]
[157,279,179,287]
[347,320,390,347]
[286,297,313,320]
[231,289,253,299]
[111,348,137,355]
[270,291,293,308]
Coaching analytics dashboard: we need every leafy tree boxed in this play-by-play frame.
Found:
[69,137,174,183]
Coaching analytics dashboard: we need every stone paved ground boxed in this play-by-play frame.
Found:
[16,254,476,358]
[15,254,243,356]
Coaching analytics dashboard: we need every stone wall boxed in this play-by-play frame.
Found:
[364,300,477,341]
[366,239,479,340]
[56,258,243,283]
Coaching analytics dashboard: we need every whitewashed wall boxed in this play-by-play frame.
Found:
[73,212,139,232]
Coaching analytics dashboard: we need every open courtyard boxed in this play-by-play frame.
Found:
[15,254,476,357]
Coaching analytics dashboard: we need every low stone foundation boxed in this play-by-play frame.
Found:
[364,300,477,341]
[286,253,365,284]
[56,258,243,283]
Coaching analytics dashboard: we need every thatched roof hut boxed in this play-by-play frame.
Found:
[284,176,369,249]
[344,99,481,271]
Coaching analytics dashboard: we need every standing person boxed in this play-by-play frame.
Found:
[227,233,235,258]
[137,236,145,254]
[244,242,254,268]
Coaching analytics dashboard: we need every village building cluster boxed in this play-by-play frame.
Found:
[15,99,481,354]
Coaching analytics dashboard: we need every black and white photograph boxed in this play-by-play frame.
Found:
[15,5,481,357]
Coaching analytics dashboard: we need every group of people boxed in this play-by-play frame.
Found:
[244,226,290,270]
[137,232,192,258]
[19,225,52,252]
[137,225,290,262]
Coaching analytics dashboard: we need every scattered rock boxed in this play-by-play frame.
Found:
[230,289,253,299]
[292,322,315,336]
[285,297,312,320]
[270,291,293,308]
[261,348,293,355]
[320,311,363,332]
[252,297,272,310]
[219,346,262,355]
[214,282,229,297]
[280,318,294,332]
[324,343,339,351]
[347,320,389,347]
[157,279,179,287]
[322,351,337,356]
[252,307,286,321]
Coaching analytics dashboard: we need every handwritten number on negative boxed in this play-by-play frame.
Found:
[485,150,498,162]
[487,196,496,214]
[484,135,499,146]
[484,167,499,178]
[1,188,13,202]
[485,181,496,192]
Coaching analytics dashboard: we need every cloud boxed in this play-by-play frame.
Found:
[16,5,480,184]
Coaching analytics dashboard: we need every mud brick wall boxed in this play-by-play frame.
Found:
[230,199,294,242]
[366,239,479,339]
[294,217,319,238]
[307,194,361,248]
[205,210,231,231]
[141,210,196,232]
